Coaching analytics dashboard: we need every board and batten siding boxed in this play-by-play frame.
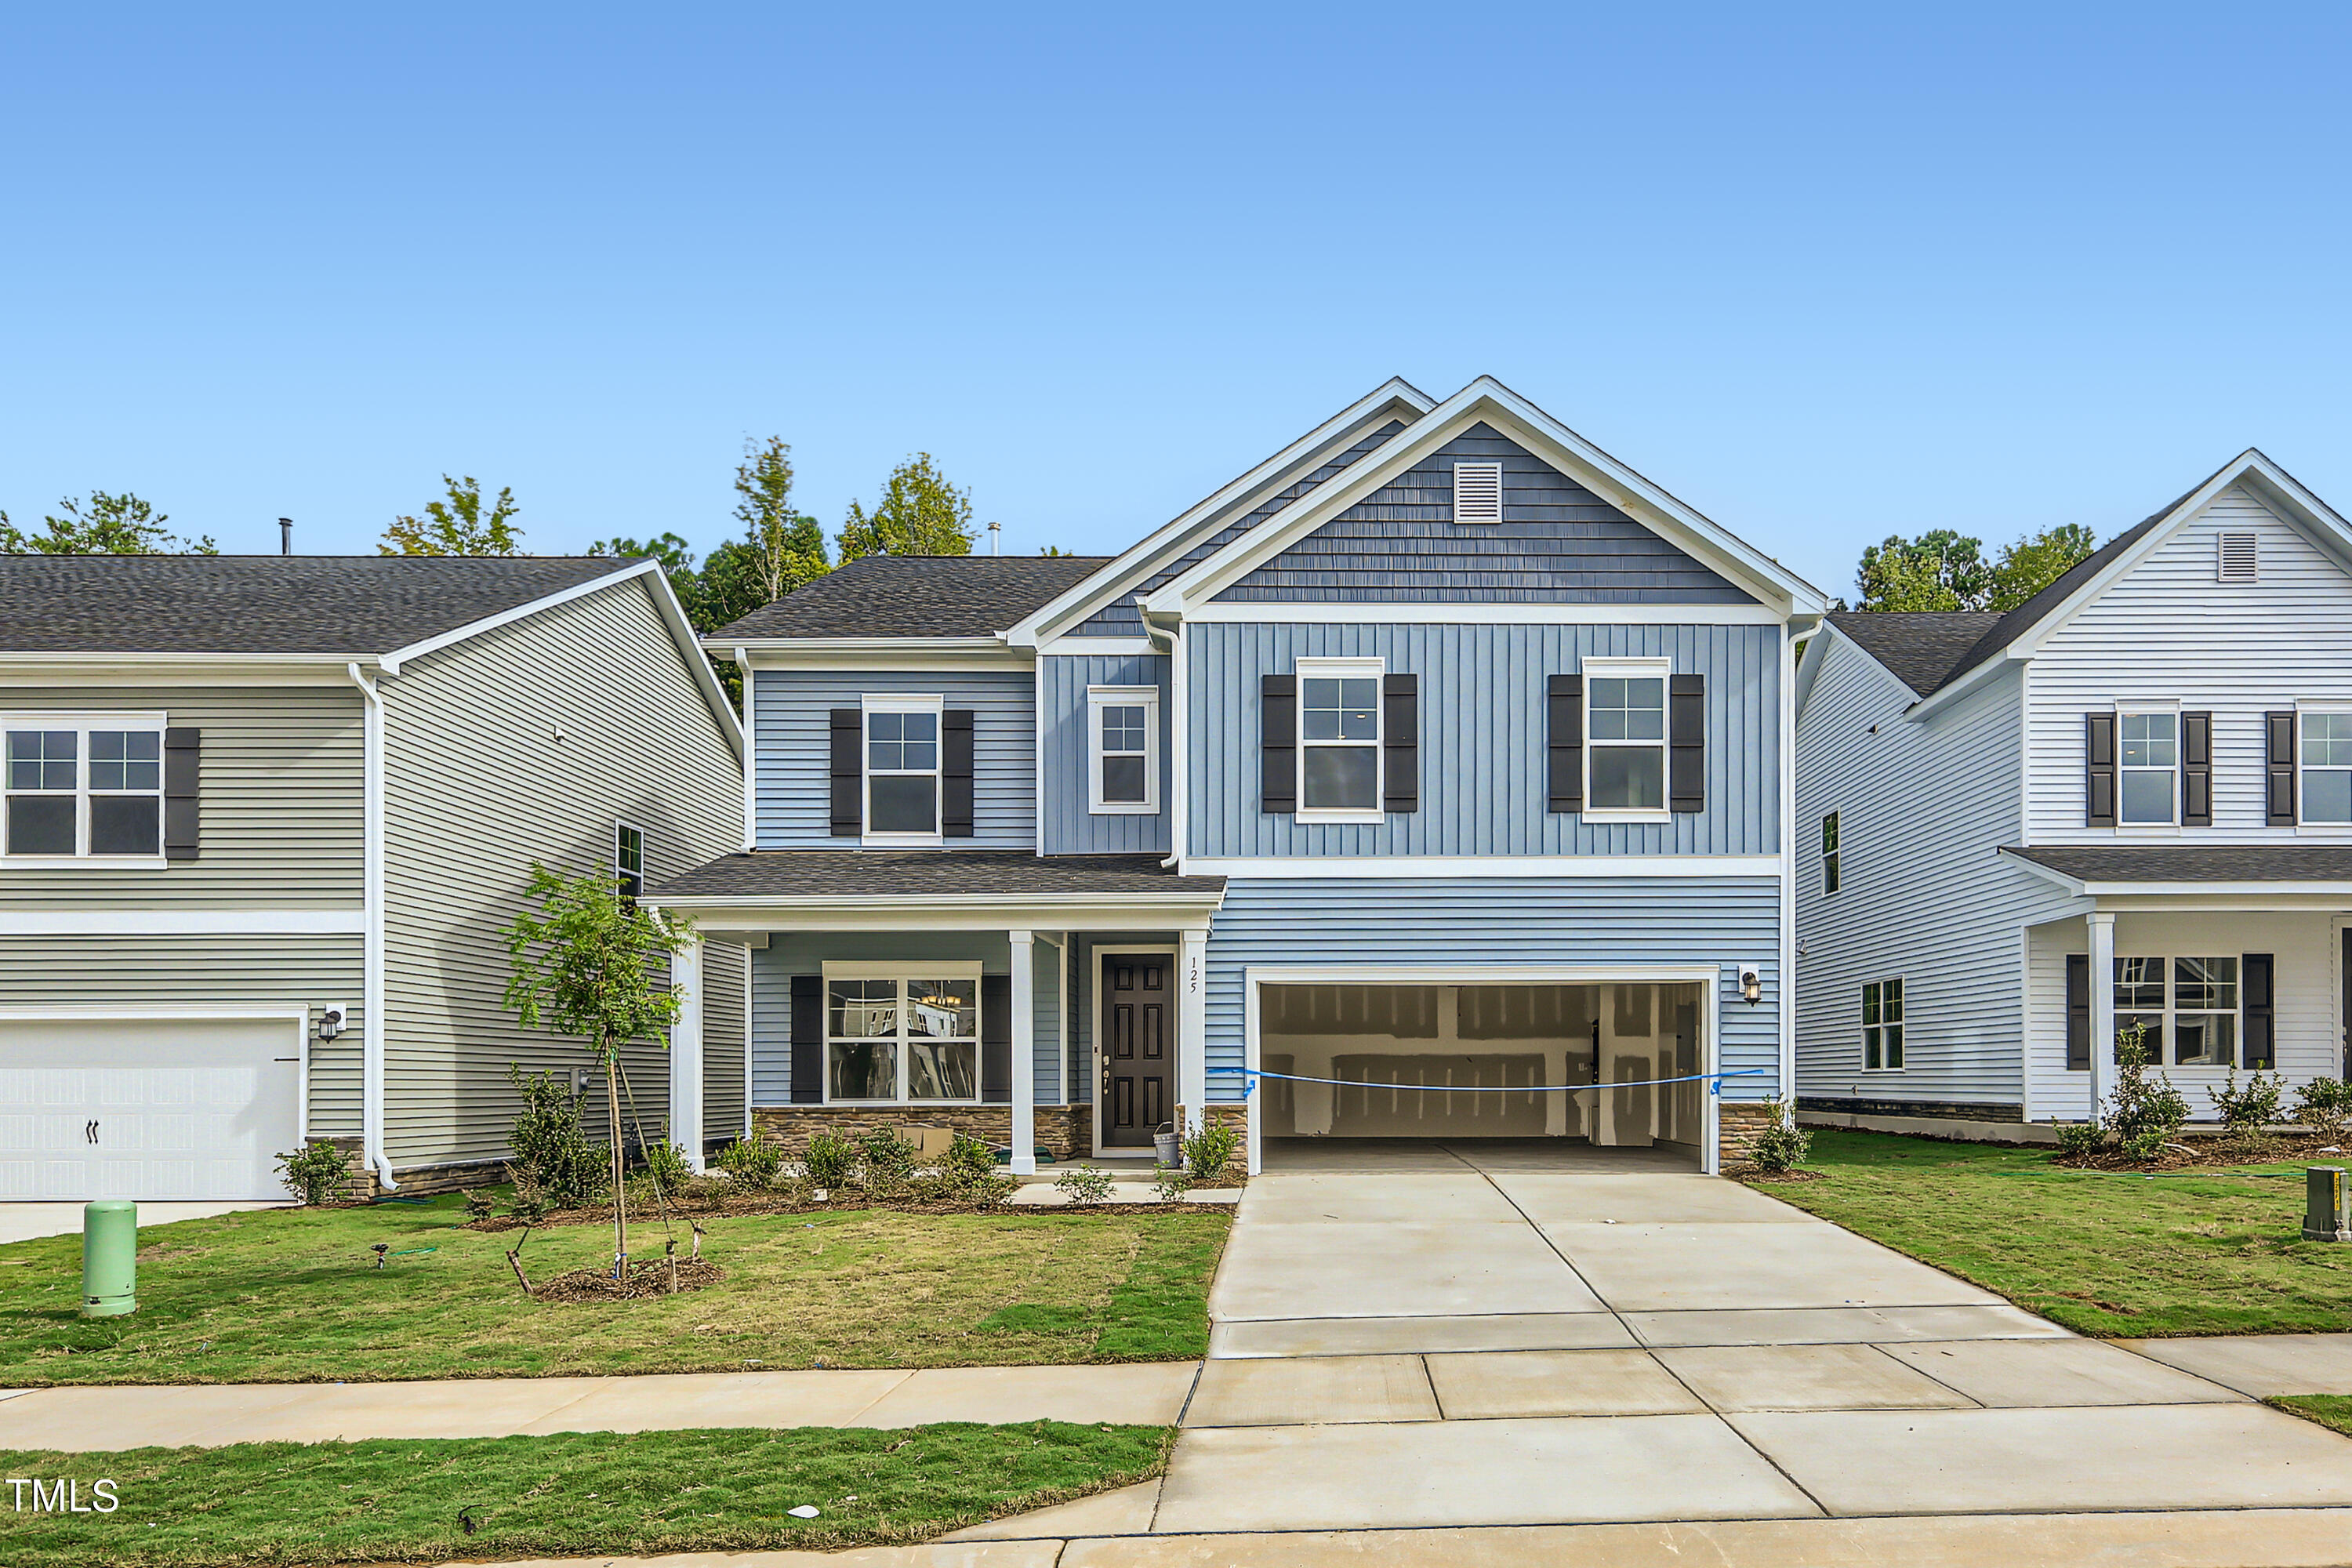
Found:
[2026,485,2352,844]
[1792,632,2069,1111]
[1189,621,1781,858]
[1203,877,1785,1101]
[1040,653,1171,855]
[752,669,1034,848]
[380,579,743,1171]
[0,684,361,909]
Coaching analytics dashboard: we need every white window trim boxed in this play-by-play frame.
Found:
[860,692,944,847]
[1087,685,1160,815]
[1293,656,1385,824]
[2296,702,2352,831]
[2114,702,2182,832]
[1821,809,1841,895]
[1860,976,1904,1071]
[2114,953,2244,1070]
[1579,656,1672,822]
[2,710,170,868]
[615,820,647,901]
[818,960,985,1105]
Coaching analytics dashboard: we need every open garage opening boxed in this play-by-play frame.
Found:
[1256,981,1709,1172]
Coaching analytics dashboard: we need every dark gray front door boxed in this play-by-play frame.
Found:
[1101,956,1171,1147]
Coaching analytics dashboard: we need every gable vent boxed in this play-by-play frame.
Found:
[2217,532,2259,583]
[1452,461,1504,524]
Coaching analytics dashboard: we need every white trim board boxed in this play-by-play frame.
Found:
[0,910,365,937]
[1179,602,1788,626]
[1179,855,1780,878]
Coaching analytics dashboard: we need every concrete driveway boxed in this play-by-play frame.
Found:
[953,1138,2352,1561]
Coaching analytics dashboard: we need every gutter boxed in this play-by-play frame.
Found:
[346,662,397,1192]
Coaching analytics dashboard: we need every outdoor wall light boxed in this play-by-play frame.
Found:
[1738,965,1763,1006]
[316,1005,347,1042]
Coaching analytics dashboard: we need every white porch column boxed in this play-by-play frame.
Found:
[2088,911,2116,1120]
[1179,927,1209,1137]
[1009,930,1036,1175]
[670,935,705,1171]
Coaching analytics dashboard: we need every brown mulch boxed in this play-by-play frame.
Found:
[1733,1168,1827,1185]
[2054,1131,2351,1174]
[532,1258,726,1302]
[464,1185,1243,1233]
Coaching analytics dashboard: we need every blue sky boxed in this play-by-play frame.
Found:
[2,5,2346,597]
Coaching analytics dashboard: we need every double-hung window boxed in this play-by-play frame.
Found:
[1861,978,1904,1069]
[2301,712,2352,825]
[2118,710,2177,825]
[2116,955,2239,1067]
[1294,657,1381,820]
[863,696,942,840]
[822,965,981,1104]
[1087,686,1159,814]
[4,713,167,861]
[615,822,646,904]
[1821,811,1842,895]
[1582,658,1670,817]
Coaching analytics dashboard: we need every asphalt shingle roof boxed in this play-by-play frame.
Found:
[649,851,1226,901]
[2002,845,2352,884]
[0,554,640,655]
[1824,612,2003,697]
[711,554,1115,639]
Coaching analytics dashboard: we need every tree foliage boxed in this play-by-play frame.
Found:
[1853,524,2096,613]
[382,475,523,555]
[837,452,979,561]
[730,437,831,603]
[1988,523,2097,610]
[0,491,215,554]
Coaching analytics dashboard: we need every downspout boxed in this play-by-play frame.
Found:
[347,662,397,1192]
[1145,610,1186,869]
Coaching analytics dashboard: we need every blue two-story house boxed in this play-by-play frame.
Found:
[650,377,1824,1176]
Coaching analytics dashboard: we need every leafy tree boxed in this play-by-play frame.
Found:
[1854,529,1991,612]
[837,452,978,561]
[0,491,215,554]
[381,475,523,555]
[589,532,701,616]
[503,862,694,1276]
[732,437,831,604]
[1040,544,1074,557]
[1989,523,2096,611]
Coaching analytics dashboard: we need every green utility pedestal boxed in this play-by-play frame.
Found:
[82,1200,136,1317]
[2304,1168,2351,1243]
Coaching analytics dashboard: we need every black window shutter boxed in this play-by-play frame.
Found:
[942,710,975,837]
[2085,713,2117,828]
[790,974,824,1104]
[2243,953,2276,1069]
[1547,675,1583,813]
[163,727,200,861]
[981,974,1012,1103]
[1261,674,1296,815]
[2181,712,2213,828]
[1669,674,1705,814]
[1382,673,1417,814]
[829,709,863,837]
[2267,711,2299,826]
[2065,953,2090,1071]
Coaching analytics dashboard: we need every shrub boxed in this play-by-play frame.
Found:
[460,1189,495,1221]
[274,1139,349,1206]
[1054,1164,1116,1204]
[2052,1122,2107,1161]
[802,1130,857,1189]
[1152,1162,1193,1203]
[2102,1025,2189,1150]
[637,1131,694,1195]
[713,1135,784,1187]
[1744,1098,1812,1174]
[942,1134,997,1184]
[938,1134,1014,1204]
[1182,1120,1243,1183]
[2295,1077,2352,1142]
[855,1127,916,1192]
[506,1186,550,1223]
[506,1066,608,1210]
[2208,1069,2285,1150]
[2120,1127,2171,1163]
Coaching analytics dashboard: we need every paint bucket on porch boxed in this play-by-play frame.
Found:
[82,1200,136,1318]
[1153,1124,1180,1166]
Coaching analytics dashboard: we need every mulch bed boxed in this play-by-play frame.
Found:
[464,1187,1241,1233]
[1734,1168,1827,1185]
[2055,1132,2352,1174]
[532,1258,725,1302]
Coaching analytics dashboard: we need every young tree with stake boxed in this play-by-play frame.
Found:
[503,862,693,1276]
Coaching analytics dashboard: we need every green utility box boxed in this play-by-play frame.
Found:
[82,1199,136,1318]
[2305,1168,2350,1243]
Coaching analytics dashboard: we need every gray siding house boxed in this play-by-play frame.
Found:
[0,555,746,1200]
[655,377,1824,1175]
[1795,451,2352,1135]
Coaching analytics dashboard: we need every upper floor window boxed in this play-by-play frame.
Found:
[2302,712,2352,824]
[1583,658,1669,817]
[1087,686,1159,815]
[823,967,980,1104]
[863,696,941,840]
[1295,657,1382,821]
[2118,710,2177,825]
[4,716,166,860]
[1861,978,1904,1069]
[615,822,646,904]
[1820,811,1842,895]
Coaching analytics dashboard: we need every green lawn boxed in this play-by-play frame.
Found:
[0,1422,1170,1567]
[2274,1395,2352,1437]
[0,1196,1229,1385]
[1751,1129,2352,1337]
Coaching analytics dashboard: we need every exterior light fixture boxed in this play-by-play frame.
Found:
[317,1004,347,1041]
[1738,965,1762,1006]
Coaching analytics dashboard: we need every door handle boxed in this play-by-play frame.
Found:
[86,1120,98,1145]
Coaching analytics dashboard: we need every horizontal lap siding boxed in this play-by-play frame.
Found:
[753,670,1033,848]
[2027,486,2352,842]
[1190,622,1779,857]
[382,580,743,1169]
[0,685,361,909]
[1203,877,1784,1101]
[1040,654,1171,854]
[1794,636,2060,1109]
[0,935,364,1135]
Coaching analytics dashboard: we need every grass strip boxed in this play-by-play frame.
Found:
[0,1421,1172,1567]
[2272,1395,2352,1437]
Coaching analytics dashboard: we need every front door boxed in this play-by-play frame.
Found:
[1100,956,1172,1147]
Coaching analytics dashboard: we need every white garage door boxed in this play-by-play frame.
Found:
[0,1018,301,1201]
